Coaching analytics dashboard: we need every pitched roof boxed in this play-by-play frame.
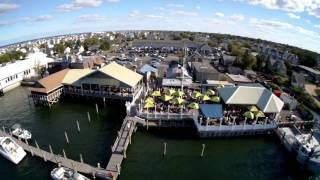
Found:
[62,69,94,85]
[218,84,284,113]
[99,62,143,87]
[139,64,158,74]
[31,69,69,93]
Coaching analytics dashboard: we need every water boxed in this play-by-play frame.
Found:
[0,87,317,180]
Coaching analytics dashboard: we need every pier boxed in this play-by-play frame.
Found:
[0,115,142,180]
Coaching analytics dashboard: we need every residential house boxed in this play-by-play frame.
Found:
[291,72,305,89]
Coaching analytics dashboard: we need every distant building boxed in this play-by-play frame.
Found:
[291,72,305,89]
[226,73,253,84]
[190,61,220,82]
[297,65,320,83]
[0,52,53,94]
[221,54,237,66]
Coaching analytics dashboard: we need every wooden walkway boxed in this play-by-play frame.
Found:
[0,116,142,180]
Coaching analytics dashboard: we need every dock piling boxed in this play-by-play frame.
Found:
[200,144,206,157]
[76,120,81,132]
[87,112,91,123]
[80,153,83,163]
[64,131,70,144]
[62,149,67,159]
[95,104,99,115]
[163,142,167,157]
[2,126,5,133]
[49,144,53,154]
[97,162,101,169]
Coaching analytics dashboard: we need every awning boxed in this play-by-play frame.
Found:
[199,104,223,119]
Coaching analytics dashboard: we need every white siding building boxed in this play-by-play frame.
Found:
[0,52,53,94]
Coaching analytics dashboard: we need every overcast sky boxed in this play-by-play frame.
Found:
[0,0,320,52]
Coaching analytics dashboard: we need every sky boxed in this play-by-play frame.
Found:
[0,0,320,52]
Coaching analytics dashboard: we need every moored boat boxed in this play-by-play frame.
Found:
[50,166,90,180]
[12,127,32,140]
[0,136,27,164]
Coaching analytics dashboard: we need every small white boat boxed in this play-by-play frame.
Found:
[51,167,90,180]
[12,128,32,140]
[0,136,27,164]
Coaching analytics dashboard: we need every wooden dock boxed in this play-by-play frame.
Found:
[0,116,142,180]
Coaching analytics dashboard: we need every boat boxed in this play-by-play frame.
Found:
[50,167,91,180]
[0,136,27,164]
[276,127,320,174]
[11,127,32,140]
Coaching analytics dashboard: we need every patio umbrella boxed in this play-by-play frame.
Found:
[188,102,199,109]
[145,97,154,104]
[166,88,176,95]
[217,84,225,88]
[211,96,221,103]
[161,95,173,102]
[151,90,161,97]
[172,97,185,105]
[248,105,259,112]
[202,95,211,101]
[173,90,184,97]
[192,91,202,99]
[144,102,155,108]
[254,111,265,118]
[243,111,255,119]
[206,89,215,96]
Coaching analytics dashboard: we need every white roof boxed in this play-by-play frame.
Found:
[226,73,252,83]
[0,52,53,80]
[218,85,284,113]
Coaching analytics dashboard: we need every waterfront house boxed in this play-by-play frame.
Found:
[0,52,53,94]
[30,62,144,106]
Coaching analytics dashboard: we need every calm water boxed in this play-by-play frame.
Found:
[0,87,317,180]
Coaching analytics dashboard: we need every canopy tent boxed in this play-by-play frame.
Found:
[161,95,173,102]
[211,96,221,103]
[248,105,259,112]
[172,97,185,105]
[145,97,154,104]
[166,89,176,96]
[202,95,211,101]
[255,111,265,118]
[144,102,155,108]
[192,91,202,99]
[206,89,215,96]
[188,102,199,109]
[151,90,161,97]
[173,90,185,97]
[199,104,223,119]
[243,111,255,119]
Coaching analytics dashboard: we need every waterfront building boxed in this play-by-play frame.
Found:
[0,52,53,94]
[193,84,284,137]
[30,62,144,106]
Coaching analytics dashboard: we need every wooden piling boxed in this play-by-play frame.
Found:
[87,112,91,123]
[49,145,53,154]
[2,126,5,133]
[76,120,81,132]
[65,131,70,144]
[95,104,99,115]
[80,153,83,163]
[62,149,67,158]
[92,169,96,179]
[97,162,101,169]
[163,142,167,157]
[200,144,205,157]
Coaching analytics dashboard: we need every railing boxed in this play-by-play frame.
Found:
[138,112,194,120]
[64,88,134,99]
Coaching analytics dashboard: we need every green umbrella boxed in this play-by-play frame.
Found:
[217,84,225,88]
[192,91,202,99]
[161,95,173,102]
[145,97,154,104]
[173,90,184,97]
[144,102,155,108]
[151,90,161,97]
[206,89,215,96]
[172,97,185,105]
[166,89,176,95]
[254,111,265,118]
[243,111,255,119]
[202,95,211,101]
[248,105,259,112]
[188,102,199,109]
[211,96,221,103]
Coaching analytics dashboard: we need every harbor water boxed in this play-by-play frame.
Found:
[0,87,317,180]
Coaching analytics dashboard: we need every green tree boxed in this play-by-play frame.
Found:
[241,52,257,70]
[54,43,65,55]
[100,40,110,51]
